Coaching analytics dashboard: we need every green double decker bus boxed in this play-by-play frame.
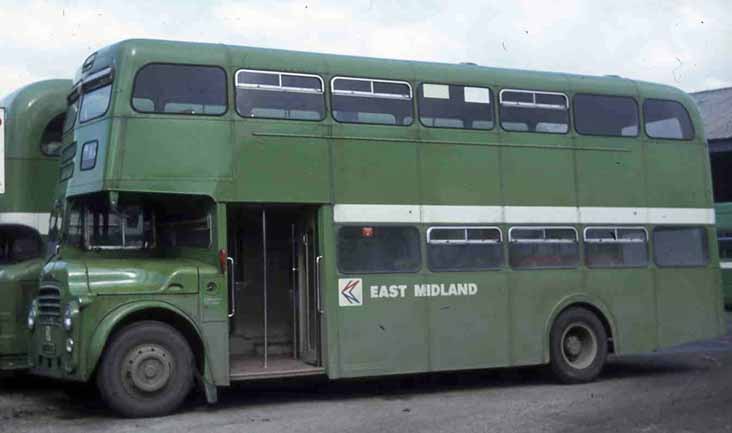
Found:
[29,39,724,417]
[0,79,70,370]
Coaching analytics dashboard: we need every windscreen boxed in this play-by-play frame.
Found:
[0,225,42,264]
[64,197,155,250]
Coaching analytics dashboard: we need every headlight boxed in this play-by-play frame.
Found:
[63,305,73,331]
[63,302,78,331]
[27,300,38,330]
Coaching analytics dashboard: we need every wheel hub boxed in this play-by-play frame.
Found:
[564,335,582,356]
[560,323,598,370]
[122,344,173,393]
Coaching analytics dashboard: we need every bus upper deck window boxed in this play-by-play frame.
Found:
[643,99,694,140]
[235,69,325,121]
[574,94,639,137]
[331,77,413,126]
[419,83,494,130]
[499,89,569,134]
[132,64,227,116]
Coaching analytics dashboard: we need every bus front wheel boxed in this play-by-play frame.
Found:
[97,321,194,417]
[549,307,607,384]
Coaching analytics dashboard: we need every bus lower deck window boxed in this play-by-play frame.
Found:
[584,227,648,268]
[337,226,420,273]
[718,231,732,260]
[509,226,578,269]
[427,226,503,271]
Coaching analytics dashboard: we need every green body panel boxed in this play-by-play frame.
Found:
[1,80,70,212]
[716,203,732,306]
[0,80,70,369]
[30,39,724,387]
[0,259,43,369]
[85,258,200,295]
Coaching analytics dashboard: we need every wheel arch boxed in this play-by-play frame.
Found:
[86,301,209,383]
[543,294,618,363]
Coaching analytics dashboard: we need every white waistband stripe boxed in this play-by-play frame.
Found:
[333,204,715,225]
[0,212,50,235]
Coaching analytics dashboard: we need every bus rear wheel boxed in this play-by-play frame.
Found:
[549,307,607,384]
[97,321,194,417]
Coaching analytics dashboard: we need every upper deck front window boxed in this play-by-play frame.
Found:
[79,67,114,123]
[132,64,227,115]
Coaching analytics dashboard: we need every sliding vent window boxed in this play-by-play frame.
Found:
[499,89,569,133]
[509,227,578,269]
[419,84,493,129]
[574,94,639,137]
[654,226,709,267]
[644,99,694,140]
[584,227,648,268]
[132,64,226,115]
[718,231,732,260]
[427,227,503,271]
[337,226,420,273]
[331,77,413,125]
[235,69,325,121]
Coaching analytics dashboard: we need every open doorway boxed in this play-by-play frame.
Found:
[227,205,323,379]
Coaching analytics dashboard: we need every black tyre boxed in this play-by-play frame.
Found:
[549,307,608,384]
[97,321,194,417]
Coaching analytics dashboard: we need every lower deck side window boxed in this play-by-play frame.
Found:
[427,226,503,271]
[584,227,648,268]
[653,226,709,267]
[509,227,578,269]
[718,231,732,261]
[337,225,420,273]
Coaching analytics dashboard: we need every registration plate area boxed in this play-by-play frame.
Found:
[38,325,63,357]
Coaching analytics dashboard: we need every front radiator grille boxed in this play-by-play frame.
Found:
[38,285,61,324]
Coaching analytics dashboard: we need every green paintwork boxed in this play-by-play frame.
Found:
[0,80,70,370]
[716,202,732,307]
[30,39,724,391]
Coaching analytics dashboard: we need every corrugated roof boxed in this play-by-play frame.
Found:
[691,87,732,140]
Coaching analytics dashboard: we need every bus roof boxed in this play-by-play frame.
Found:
[87,38,693,108]
[1,79,72,159]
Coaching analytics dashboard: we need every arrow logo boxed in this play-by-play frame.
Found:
[338,278,363,306]
[341,280,360,304]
